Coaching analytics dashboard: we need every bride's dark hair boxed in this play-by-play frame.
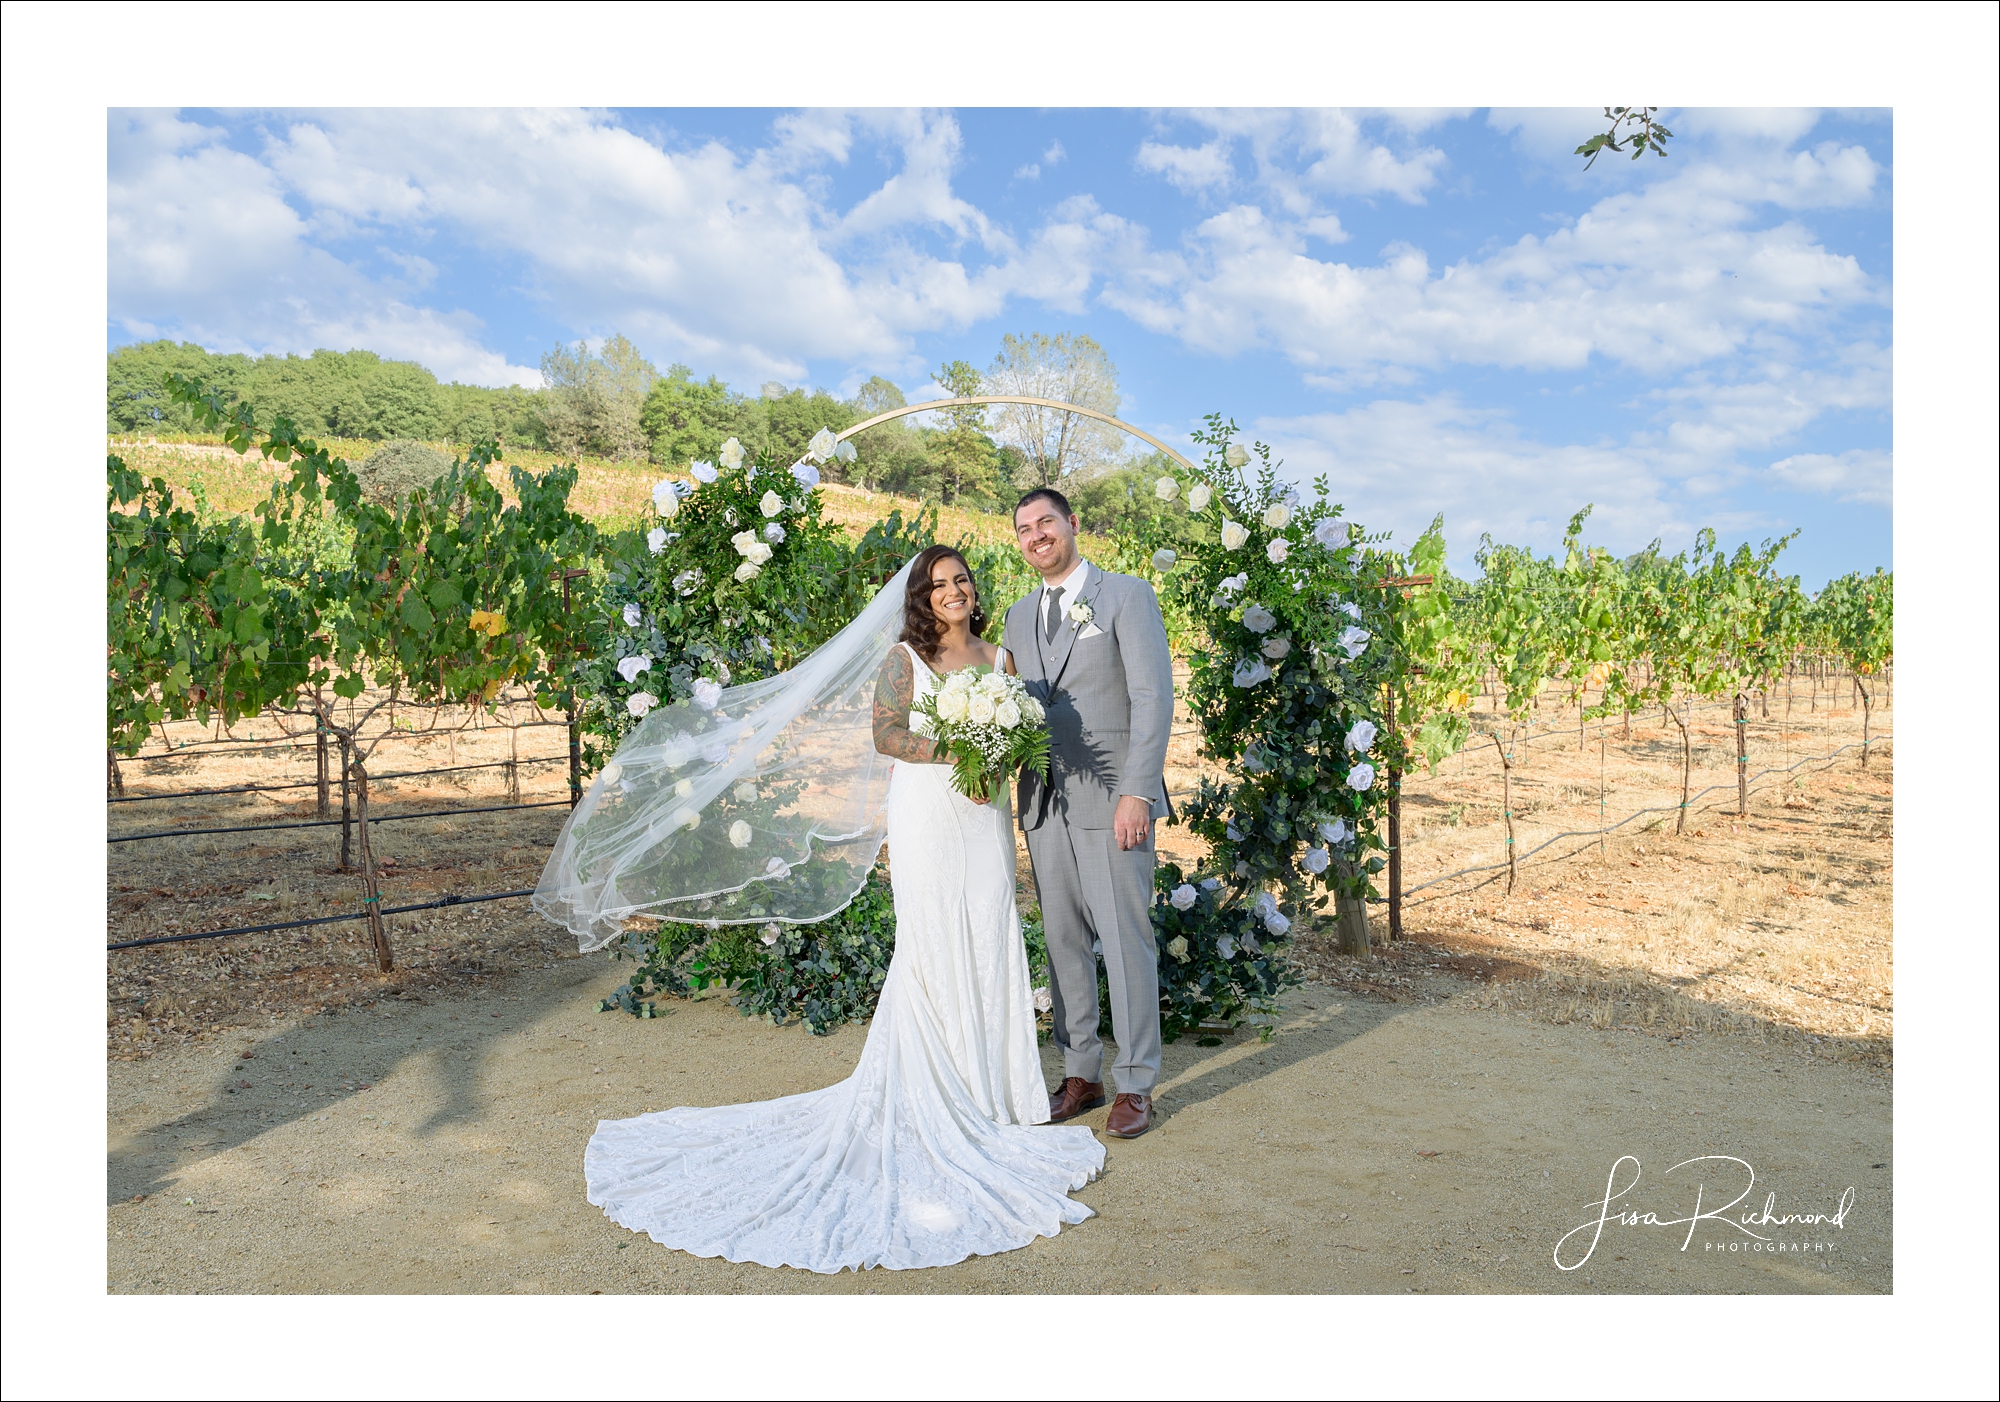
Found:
[900,545,987,663]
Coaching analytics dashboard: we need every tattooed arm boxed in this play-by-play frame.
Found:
[874,647,940,763]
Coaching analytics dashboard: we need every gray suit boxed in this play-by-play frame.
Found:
[1004,562,1175,1095]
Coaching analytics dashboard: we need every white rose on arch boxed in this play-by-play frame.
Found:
[691,678,724,710]
[1154,476,1180,502]
[764,523,786,544]
[622,603,643,628]
[1232,658,1272,689]
[1169,883,1198,911]
[731,529,761,558]
[652,479,681,518]
[734,560,762,583]
[626,691,658,719]
[1152,548,1178,571]
[729,820,754,849]
[646,527,668,555]
[808,427,838,463]
[1188,482,1214,512]
[1220,520,1250,551]
[1339,624,1371,659]
[1319,818,1351,845]
[718,437,744,470]
[690,460,719,484]
[1241,603,1277,634]
[760,490,785,519]
[791,460,821,489]
[1313,519,1343,549]
[1347,719,1379,753]
[1263,502,1292,530]
[834,439,858,465]
[1301,845,1331,875]
[1262,637,1291,660]
[1266,538,1290,564]
[1223,443,1250,469]
[1347,762,1376,792]
[616,654,652,683]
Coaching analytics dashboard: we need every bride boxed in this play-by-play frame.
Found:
[535,546,1105,1273]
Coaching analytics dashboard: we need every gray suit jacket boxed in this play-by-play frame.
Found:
[1003,562,1176,833]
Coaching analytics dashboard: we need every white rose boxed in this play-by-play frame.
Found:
[731,530,760,558]
[646,527,668,555]
[690,460,718,483]
[691,679,723,710]
[622,603,642,628]
[652,479,680,517]
[626,691,657,718]
[734,781,759,802]
[1241,603,1277,633]
[1155,476,1180,502]
[1339,625,1371,659]
[765,857,790,877]
[764,523,786,545]
[978,670,1010,695]
[967,692,997,724]
[675,778,694,797]
[834,439,858,464]
[1347,719,1379,753]
[1263,502,1292,530]
[760,490,785,519]
[1216,935,1239,961]
[672,569,702,597]
[1262,637,1291,660]
[1169,883,1198,911]
[719,437,744,470]
[616,654,652,683]
[1255,891,1278,920]
[1313,519,1342,549]
[1224,443,1250,469]
[1301,846,1330,875]
[1152,548,1178,571]
[808,427,838,463]
[734,561,762,583]
[600,762,623,785]
[936,689,969,723]
[1189,482,1214,512]
[791,460,821,489]
[1233,659,1272,689]
[1347,762,1376,792]
[1226,824,1242,841]
[1319,818,1350,845]
[759,923,780,947]
[1033,986,1053,1014]
[1199,876,1221,891]
[1022,696,1045,723]
[1263,910,1291,936]
[943,670,975,693]
[1266,538,1290,564]
[728,820,754,849]
[988,699,1020,731]
[748,541,774,565]
[1220,521,1250,551]
[1166,936,1190,963]
[1340,601,1363,621]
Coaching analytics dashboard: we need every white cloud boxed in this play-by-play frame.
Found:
[1136,139,1233,193]
[1014,162,1040,181]
[1768,448,1891,504]
[1043,140,1066,165]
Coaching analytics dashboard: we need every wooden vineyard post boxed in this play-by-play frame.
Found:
[1734,692,1749,817]
[506,722,521,804]
[1857,676,1873,769]
[338,734,354,871]
[1672,701,1693,835]
[108,746,124,798]
[350,761,394,973]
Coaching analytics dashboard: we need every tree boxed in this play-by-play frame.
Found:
[641,365,737,467]
[1576,108,1674,169]
[107,340,250,433]
[353,359,445,441]
[1817,569,1893,767]
[841,377,932,494]
[984,332,1122,489]
[540,334,658,460]
[929,360,1000,506]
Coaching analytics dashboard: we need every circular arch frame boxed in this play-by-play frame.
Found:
[833,396,1197,475]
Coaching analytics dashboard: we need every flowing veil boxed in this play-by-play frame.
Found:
[534,556,917,951]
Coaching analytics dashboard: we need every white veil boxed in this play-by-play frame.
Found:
[534,556,916,951]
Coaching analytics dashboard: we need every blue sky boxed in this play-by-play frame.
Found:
[107,107,1891,586]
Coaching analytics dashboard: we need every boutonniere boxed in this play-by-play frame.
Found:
[1066,598,1095,628]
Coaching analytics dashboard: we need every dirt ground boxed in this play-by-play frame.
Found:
[105,678,1893,1294]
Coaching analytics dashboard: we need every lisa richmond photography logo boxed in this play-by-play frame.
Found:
[1554,1155,1857,1271]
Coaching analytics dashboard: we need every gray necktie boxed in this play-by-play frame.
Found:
[1044,586,1065,644]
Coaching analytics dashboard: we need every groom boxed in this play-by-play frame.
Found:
[1005,488,1175,1139]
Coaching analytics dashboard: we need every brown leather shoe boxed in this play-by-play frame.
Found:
[1046,1077,1105,1123]
[1105,1093,1154,1138]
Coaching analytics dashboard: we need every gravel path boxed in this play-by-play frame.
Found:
[107,962,1891,1294]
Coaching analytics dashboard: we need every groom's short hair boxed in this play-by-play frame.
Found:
[1014,487,1074,521]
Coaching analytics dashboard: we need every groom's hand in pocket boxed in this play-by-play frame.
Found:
[1113,795,1153,851]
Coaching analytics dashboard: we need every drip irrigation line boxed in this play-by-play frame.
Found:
[108,797,574,844]
[106,888,537,952]
[1400,737,1889,908]
[109,754,570,805]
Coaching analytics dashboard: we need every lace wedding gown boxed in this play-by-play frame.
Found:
[584,644,1105,1272]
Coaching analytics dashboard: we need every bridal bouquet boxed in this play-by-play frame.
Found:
[911,666,1051,803]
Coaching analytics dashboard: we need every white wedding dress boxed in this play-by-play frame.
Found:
[584,644,1106,1272]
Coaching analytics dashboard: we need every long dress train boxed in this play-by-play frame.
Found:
[583,644,1105,1272]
